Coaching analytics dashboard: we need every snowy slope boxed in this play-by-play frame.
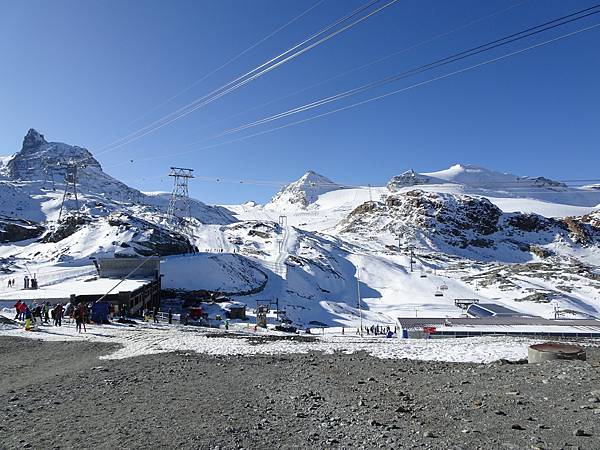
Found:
[219,167,600,326]
[266,170,345,210]
[2,132,600,329]
[0,129,236,225]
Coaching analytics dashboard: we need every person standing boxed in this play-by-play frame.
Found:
[24,306,33,331]
[168,308,173,325]
[153,305,159,323]
[43,302,50,324]
[74,306,82,333]
[54,304,64,327]
[79,303,88,333]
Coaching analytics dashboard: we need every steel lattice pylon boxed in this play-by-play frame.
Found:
[58,160,86,222]
[167,167,194,232]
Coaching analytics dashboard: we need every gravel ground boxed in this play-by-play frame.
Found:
[1,337,600,450]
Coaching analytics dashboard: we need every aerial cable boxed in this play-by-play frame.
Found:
[181,0,529,139]
[74,0,390,165]
[103,20,600,168]
[104,0,327,135]
[120,172,600,192]
[89,0,399,158]
[205,5,600,140]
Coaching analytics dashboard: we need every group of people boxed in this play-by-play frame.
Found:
[361,324,396,337]
[6,276,38,289]
[142,305,174,324]
[13,300,89,332]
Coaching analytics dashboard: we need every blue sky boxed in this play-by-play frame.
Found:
[1,0,599,204]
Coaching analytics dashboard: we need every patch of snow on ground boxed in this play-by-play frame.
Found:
[0,314,535,363]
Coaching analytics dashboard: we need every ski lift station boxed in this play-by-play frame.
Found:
[0,257,161,316]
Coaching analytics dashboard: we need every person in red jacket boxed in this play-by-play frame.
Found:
[13,300,22,320]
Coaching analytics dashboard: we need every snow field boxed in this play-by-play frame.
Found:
[0,314,536,363]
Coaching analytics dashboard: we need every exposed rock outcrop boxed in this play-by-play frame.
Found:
[0,216,45,243]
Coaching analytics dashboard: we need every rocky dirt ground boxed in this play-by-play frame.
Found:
[1,337,600,449]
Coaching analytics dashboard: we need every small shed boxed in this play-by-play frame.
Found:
[226,302,247,320]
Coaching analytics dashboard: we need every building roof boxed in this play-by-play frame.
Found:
[0,277,152,303]
[397,316,600,328]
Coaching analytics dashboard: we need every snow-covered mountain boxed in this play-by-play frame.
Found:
[266,170,344,210]
[0,130,236,265]
[226,165,600,324]
[2,131,600,327]
[423,163,567,188]
[0,129,235,224]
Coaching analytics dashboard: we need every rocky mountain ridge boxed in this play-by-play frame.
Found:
[338,189,600,261]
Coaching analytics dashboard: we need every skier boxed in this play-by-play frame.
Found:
[168,308,173,325]
[153,305,159,323]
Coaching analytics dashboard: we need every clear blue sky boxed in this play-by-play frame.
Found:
[1,0,599,204]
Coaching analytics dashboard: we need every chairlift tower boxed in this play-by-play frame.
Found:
[58,160,85,222]
[167,167,194,232]
[407,245,415,273]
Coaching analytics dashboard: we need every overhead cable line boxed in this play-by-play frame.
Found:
[88,0,400,158]
[181,0,529,139]
[107,0,326,135]
[104,20,600,168]
[205,4,600,139]
[119,172,600,191]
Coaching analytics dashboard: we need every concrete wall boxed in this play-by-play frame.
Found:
[98,257,160,279]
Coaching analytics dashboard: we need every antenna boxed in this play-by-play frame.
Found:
[167,166,194,233]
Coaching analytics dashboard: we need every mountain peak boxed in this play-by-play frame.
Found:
[423,163,518,186]
[22,128,47,151]
[387,169,432,191]
[267,170,341,209]
[7,129,101,181]
[297,170,335,186]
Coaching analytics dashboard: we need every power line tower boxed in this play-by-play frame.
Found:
[167,167,194,232]
[58,160,85,221]
[42,158,56,191]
